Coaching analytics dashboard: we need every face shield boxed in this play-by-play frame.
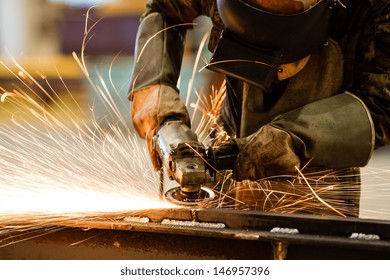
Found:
[244,0,318,15]
[207,0,340,90]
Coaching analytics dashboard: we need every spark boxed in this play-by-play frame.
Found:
[0,23,177,245]
[0,87,173,214]
[0,7,389,250]
[0,56,176,245]
[294,166,347,217]
[207,167,390,220]
[185,32,210,108]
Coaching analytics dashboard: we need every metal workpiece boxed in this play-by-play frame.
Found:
[1,208,390,259]
[140,208,390,248]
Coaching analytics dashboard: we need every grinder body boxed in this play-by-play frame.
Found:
[154,120,238,205]
[155,120,207,196]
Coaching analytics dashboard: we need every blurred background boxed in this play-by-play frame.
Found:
[0,0,215,127]
[0,0,388,219]
[0,0,145,56]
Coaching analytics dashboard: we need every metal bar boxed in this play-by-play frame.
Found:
[1,208,389,259]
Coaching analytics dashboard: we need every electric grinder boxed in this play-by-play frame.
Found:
[154,120,238,206]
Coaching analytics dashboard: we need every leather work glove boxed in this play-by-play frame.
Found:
[129,12,191,170]
[131,84,191,170]
[231,92,375,181]
[232,124,301,181]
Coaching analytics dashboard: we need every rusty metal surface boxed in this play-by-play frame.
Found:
[0,227,274,260]
[1,208,389,259]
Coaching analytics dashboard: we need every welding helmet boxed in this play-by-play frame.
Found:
[208,0,338,89]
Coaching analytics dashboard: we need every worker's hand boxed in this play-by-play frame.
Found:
[232,124,301,181]
[131,84,191,170]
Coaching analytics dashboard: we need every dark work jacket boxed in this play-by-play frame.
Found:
[130,0,390,149]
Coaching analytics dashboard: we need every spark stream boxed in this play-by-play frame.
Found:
[120,266,204,276]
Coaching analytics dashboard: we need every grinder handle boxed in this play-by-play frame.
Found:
[207,141,239,171]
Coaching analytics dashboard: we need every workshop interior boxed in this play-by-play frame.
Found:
[0,0,389,260]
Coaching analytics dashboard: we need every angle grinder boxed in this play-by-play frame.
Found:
[154,120,238,206]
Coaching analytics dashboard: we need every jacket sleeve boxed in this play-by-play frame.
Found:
[349,0,390,148]
[129,0,209,95]
[128,0,218,141]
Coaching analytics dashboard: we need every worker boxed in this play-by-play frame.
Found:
[128,0,390,216]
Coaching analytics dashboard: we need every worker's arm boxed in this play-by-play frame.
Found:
[232,93,374,181]
[349,0,390,148]
[128,0,212,169]
[232,1,390,181]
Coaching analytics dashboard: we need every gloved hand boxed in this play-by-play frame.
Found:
[232,92,375,181]
[131,84,191,170]
[232,124,301,181]
[129,11,190,171]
